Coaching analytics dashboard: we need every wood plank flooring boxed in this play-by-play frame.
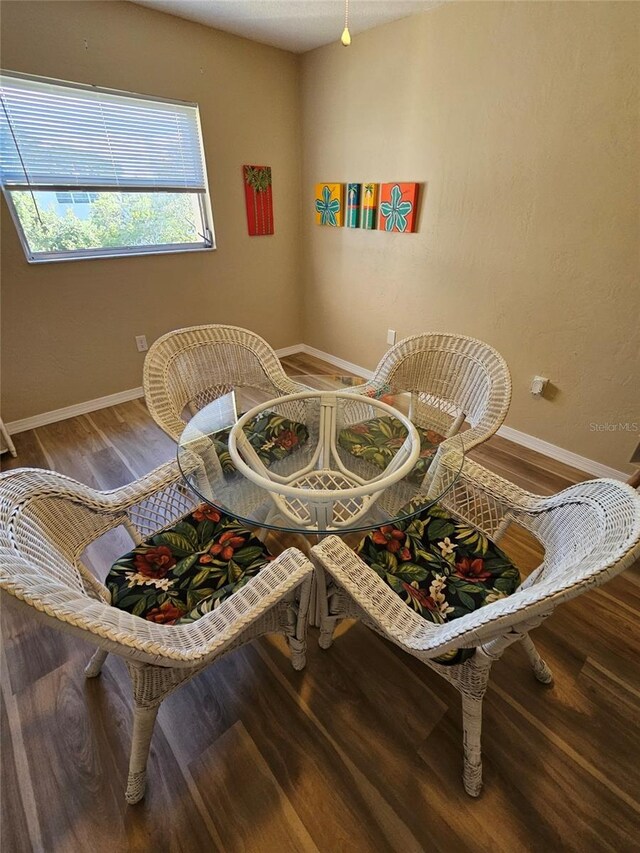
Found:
[2,353,639,852]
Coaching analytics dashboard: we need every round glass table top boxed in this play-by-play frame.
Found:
[176,375,465,535]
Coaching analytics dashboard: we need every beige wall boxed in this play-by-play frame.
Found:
[301,1,639,473]
[2,1,638,473]
[1,1,303,420]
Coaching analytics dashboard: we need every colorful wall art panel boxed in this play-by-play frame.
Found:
[346,183,361,228]
[379,183,419,233]
[315,183,344,226]
[243,165,274,236]
[361,183,378,230]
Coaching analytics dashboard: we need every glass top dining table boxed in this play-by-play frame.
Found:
[176,375,464,536]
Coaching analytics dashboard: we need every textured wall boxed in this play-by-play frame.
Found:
[1,1,303,421]
[2,0,638,473]
[300,1,639,473]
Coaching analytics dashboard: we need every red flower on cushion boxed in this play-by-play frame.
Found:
[455,557,491,583]
[371,525,406,553]
[386,437,405,450]
[193,504,221,523]
[419,447,437,459]
[275,430,299,450]
[145,600,185,625]
[134,545,176,579]
[399,547,412,562]
[200,530,246,563]
[350,423,369,435]
[402,582,437,611]
[425,430,444,445]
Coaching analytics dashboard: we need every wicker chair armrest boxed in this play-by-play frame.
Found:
[0,460,194,518]
[313,473,640,658]
[146,408,188,444]
[97,459,200,512]
[269,374,312,395]
[312,535,442,647]
[311,536,558,659]
[338,380,376,395]
[438,426,495,454]
[434,448,543,511]
[439,450,640,550]
[1,547,312,666]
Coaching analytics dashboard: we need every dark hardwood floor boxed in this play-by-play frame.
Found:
[2,353,639,852]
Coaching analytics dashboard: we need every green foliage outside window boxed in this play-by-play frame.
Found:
[11,191,203,254]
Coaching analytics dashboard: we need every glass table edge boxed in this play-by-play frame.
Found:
[176,439,466,537]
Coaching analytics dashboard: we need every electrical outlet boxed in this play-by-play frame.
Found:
[135,335,148,352]
[387,329,397,346]
[530,375,549,396]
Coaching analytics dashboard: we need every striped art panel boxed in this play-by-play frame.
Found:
[243,165,273,236]
[361,183,378,230]
[346,183,361,228]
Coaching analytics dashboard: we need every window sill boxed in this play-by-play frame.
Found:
[24,243,216,264]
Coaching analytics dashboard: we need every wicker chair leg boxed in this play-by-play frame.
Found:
[287,575,312,670]
[318,615,339,649]
[520,634,554,684]
[125,702,160,804]
[84,648,108,678]
[309,557,339,648]
[287,636,307,671]
[461,692,484,797]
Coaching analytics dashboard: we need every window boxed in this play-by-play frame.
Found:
[55,192,99,204]
[0,71,215,262]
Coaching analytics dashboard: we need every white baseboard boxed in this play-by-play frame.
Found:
[5,347,306,435]
[5,343,629,481]
[496,425,627,481]
[295,344,374,380]
[6,387,144,435]
[275,343,305,358]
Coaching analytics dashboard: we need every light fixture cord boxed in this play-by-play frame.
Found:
[1,93,45,228]
[344,0,349,31]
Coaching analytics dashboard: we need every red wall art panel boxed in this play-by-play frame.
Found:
[243,165,274,236]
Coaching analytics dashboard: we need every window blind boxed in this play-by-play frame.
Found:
[0,72,206,192]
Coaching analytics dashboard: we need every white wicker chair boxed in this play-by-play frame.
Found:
[143,324,305,443]
[310,449,640,796]
[350,333,512,455]
[0,460,313,804]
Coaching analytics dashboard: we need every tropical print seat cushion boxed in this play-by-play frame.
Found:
[106,504,273,625]
[212,411,309,477]
[356,503,521,665]
[338,416,445,484]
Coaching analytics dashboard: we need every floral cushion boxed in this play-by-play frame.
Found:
[212,411,309,477]
[106,504,273,625]
[356,503,521,665]
[338,416,445,484]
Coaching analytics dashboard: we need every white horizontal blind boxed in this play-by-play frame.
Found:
[0,72,206,192]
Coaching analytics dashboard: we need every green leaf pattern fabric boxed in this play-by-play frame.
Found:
[107,504,273,625]
[356,503,521,665]
[338,415,445,484]
[212,411,309,476]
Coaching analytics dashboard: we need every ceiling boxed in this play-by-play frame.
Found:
[131,1,444,53]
